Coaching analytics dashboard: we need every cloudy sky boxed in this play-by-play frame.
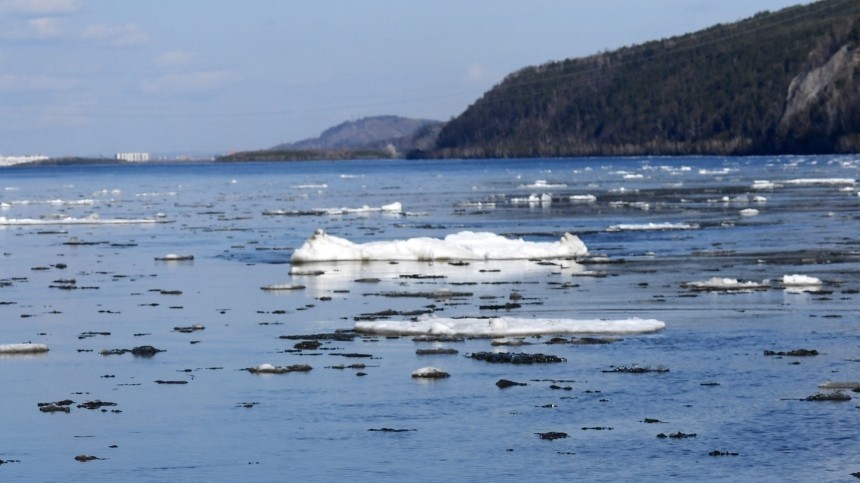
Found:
[0,0,808,157]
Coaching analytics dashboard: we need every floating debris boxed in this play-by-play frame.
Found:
[468,352,565,364]
[173,324,205,333]
[368,428,415,433]
[709,450,740,457]
[37,400,74,413]
[657,432,696,439]
[74,455,104,462]
[77,400,117,410]
[154,380,188,385]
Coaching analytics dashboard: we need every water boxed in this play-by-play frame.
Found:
[0,156,858,481]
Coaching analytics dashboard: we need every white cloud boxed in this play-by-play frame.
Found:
[82,23,150,47]
[1,16,66,40]
[141,70,232,93]
[0,0,81,16]
[156,51,197,69]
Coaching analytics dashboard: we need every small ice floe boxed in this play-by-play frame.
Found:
[246,363,312,374]
[290,230,587,264]
[155,254,194,261]
[293,183,327,189]
[511,193,552,205]
[739,208,759,217]
[0,343,49,354]
[355,315,666,337]
[818,381,860,390]
[569,194,596,203]
[260,283,305,291]
[753,196,767,203]
[781,274,822,292]
[606,222,698,232]
[782,178,855,186]
[411,367,450,379]
[685,277,768,292]
[752,180,778,190]
[321,202,402,215]
[520,180,567,189]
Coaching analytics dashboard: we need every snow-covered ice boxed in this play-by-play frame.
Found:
[0,215,162,225]
[291,230,587,264]
[0,343,49,354]
[686,277,767,290]
[355,316,666,337]
[607,222,698,232]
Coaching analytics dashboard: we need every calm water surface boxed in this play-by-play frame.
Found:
[1,156,858,481]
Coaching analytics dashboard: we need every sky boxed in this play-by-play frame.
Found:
[0,0,811,158]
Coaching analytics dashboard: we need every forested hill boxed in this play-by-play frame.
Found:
[428,0,860,158]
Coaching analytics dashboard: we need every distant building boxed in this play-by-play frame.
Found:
[116,152,150,162]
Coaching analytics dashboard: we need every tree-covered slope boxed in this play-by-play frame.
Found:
[431,0,860,158]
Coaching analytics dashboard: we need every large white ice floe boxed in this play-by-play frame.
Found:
[0,343,49,354]
[290,230,587,264]
[686,277,768,291]
[355,316,665,337]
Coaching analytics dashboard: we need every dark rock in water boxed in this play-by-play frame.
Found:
[173,324,204,333]
[74,454,104,462]
[154,380,188,385]
[536,432,568,440]
[479,302,521,310]
[490,339,530,346]
[469,352,565,364]
[657,432,696,439]
[709,450,740,457]
[805,392,851,402]
[496,379,527,389]
[582,426,613,431]
[0,459,21,464]
[763,349,819,357]
[368,428,416,432]
[550,384,572,391]
[642,418,665,424]
[411,367,450,378]
[38,400,73,413]
[99,345,164,357]
[331,353,373,358]
[294,340,322,350]
[416,348,458,355]
[279,331,355,342]
[77,400,117,410]
[354,278,381,283]
[412,335,465,343]
[603,365,669,374]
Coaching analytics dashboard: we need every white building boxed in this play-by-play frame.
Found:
[116,152,151,162]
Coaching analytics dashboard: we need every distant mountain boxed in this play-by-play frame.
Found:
[272,115,441,153]
[429,0,860,157]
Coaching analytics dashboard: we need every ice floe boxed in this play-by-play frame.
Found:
[520,180,567,189]
[263,202,402,216]
[0,215,162,225]
[0,343,49,354]
[739,208,759,217]
[607,222,698,232]
[783,178,855,186]
[782,274,822,286]
[291,230,587,264]
[685,277,767,291]
[569,194,597,203]
[355,316,666,337]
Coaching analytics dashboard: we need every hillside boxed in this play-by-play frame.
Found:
[430,0,860,158]
[272,115,441,152]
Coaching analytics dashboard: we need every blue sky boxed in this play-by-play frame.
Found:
[0,0,809,157]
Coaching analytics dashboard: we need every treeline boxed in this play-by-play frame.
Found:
[429,0,860,158]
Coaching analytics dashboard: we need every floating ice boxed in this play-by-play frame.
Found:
[569,194,597,203]
[0,343,49,354]
[739,208,759,217]
[686,277,767,291]
[607,222,698,232]
[356,316,665,337]
[752,180,777,189]
[291,230,587,264]
[155,254,194,261]
[520,180,567,189]
[261,283,305,291]
[511,193,552,205]
[783,178,855,186]
[0,215,162,225]
[782,274,822,286]
[322,202,402,215]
